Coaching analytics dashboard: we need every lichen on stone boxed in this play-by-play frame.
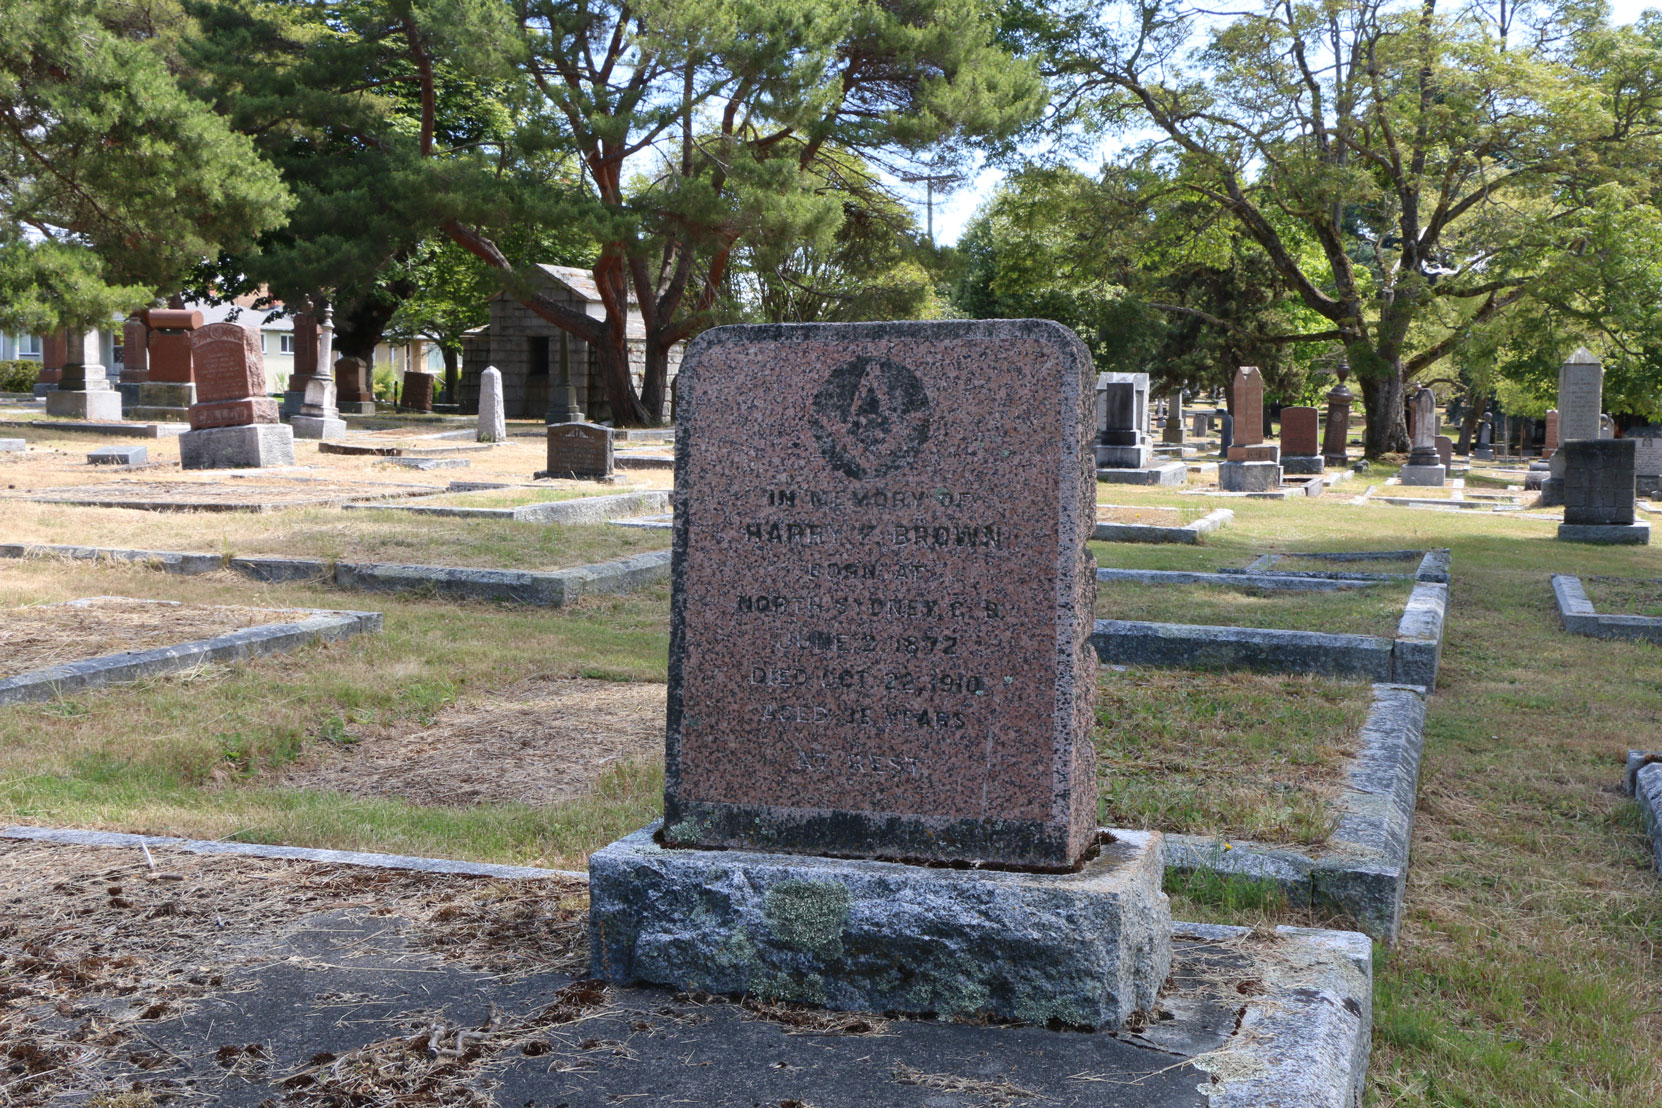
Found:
[762,878,851,959]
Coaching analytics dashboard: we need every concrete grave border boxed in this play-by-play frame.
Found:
[1092,506,1234,544]
[0,417,186,438]
[1151,682,1428,942]
[0,825,1371,1107]
[0,541,671,608]
[1551,574,1662,644]
[1091,559,1451,689]
[0,597,381,705]
[1237,547,1451,584]
[343,487,671,524]
[1624,752,1662,876]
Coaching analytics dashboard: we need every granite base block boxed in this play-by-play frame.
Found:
[1094,461,1188,487]
[179,424,296,470]
[1217,460,1280,492]
[1398,464,1446,486]
[88,446,146,466]
[45,390,122,421]
[1557,521,1651,544]
[590,824,1171,1029]
[1538,477,1565,506]
[291,414,347,440]
[1094,444,1153,469]
[1281,454,1325,475]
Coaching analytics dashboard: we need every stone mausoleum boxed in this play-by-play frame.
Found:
[458,265,683,422]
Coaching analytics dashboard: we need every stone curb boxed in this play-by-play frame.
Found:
[1391,580,1448,689]
[343,489,671,523]
[1097,566,1382,592]
[1626,753,1662,875]
[1091,507,1233,544]
[0,417,186,438]
[1236,547,1450,583]
[1174,923,1373,1108]
[0,542,222,575]
[1159,683,1428,942]
[1092,620,1396,680]
[0,825,586,880]
[0,542,671,608]
[331,549,671,606]
[1552,574,1662,642]
[0,605,381,705]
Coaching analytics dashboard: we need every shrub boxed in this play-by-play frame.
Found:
[0,359,40,392]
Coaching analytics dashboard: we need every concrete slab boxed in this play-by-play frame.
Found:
[87,445,147,465]
[0,837,1371,1108]
[1095,460,1188,486]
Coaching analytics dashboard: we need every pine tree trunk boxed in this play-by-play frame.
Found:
[597,325,651,427]
[640,339,671,425]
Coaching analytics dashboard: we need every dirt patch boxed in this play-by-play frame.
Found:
[0,839,589,1106]
[1,597,305,677]
[281,677,666,807]
[1095,505,1188,525]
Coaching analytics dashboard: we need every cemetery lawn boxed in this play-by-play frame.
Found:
[1094,577,1413,636]
[1095,668,1369,845]
[1580,574,1662,617]
[0,500,670,570]
[1,484,1661,1104]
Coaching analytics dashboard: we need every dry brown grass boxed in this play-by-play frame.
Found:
[279,677,665,807]
[0,597,303,676]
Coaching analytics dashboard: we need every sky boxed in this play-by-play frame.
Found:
[914,0,1661,247]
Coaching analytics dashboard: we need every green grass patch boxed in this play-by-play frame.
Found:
[1095,578,1411,636]
[1095,668,1371,846]
[1581,575,1662,617]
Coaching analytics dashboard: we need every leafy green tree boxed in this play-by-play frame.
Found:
[953,163,1327,404]
[1022,0,1662,454]
[724,153,948,323]
[431,0,1046,424]
[0,0,289,332]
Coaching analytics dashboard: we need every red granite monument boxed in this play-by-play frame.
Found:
[1280,404,1324,474]
[662,321,1101,869]
[588,321,1169,1030]
[180,323,293,469]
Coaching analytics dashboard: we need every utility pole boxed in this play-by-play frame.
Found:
[901,172,957,245]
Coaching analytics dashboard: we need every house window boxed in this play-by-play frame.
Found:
[280,334,295,354]
[259,333,268,354]
[17,334,41,358]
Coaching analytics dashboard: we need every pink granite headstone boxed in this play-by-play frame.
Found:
[189,323,275,430]
[1280,406,1320,457]
[121,318,149,382]
[1231,367,1264,447]
[662,321,1100,870]
[1544,409,1559,457]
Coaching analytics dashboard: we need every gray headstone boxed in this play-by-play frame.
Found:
[546,420,613,478]
[478,366,507,443]
[1558,348,1603,443]
[1562,439,1636,525]
[1631,429,1662,478]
